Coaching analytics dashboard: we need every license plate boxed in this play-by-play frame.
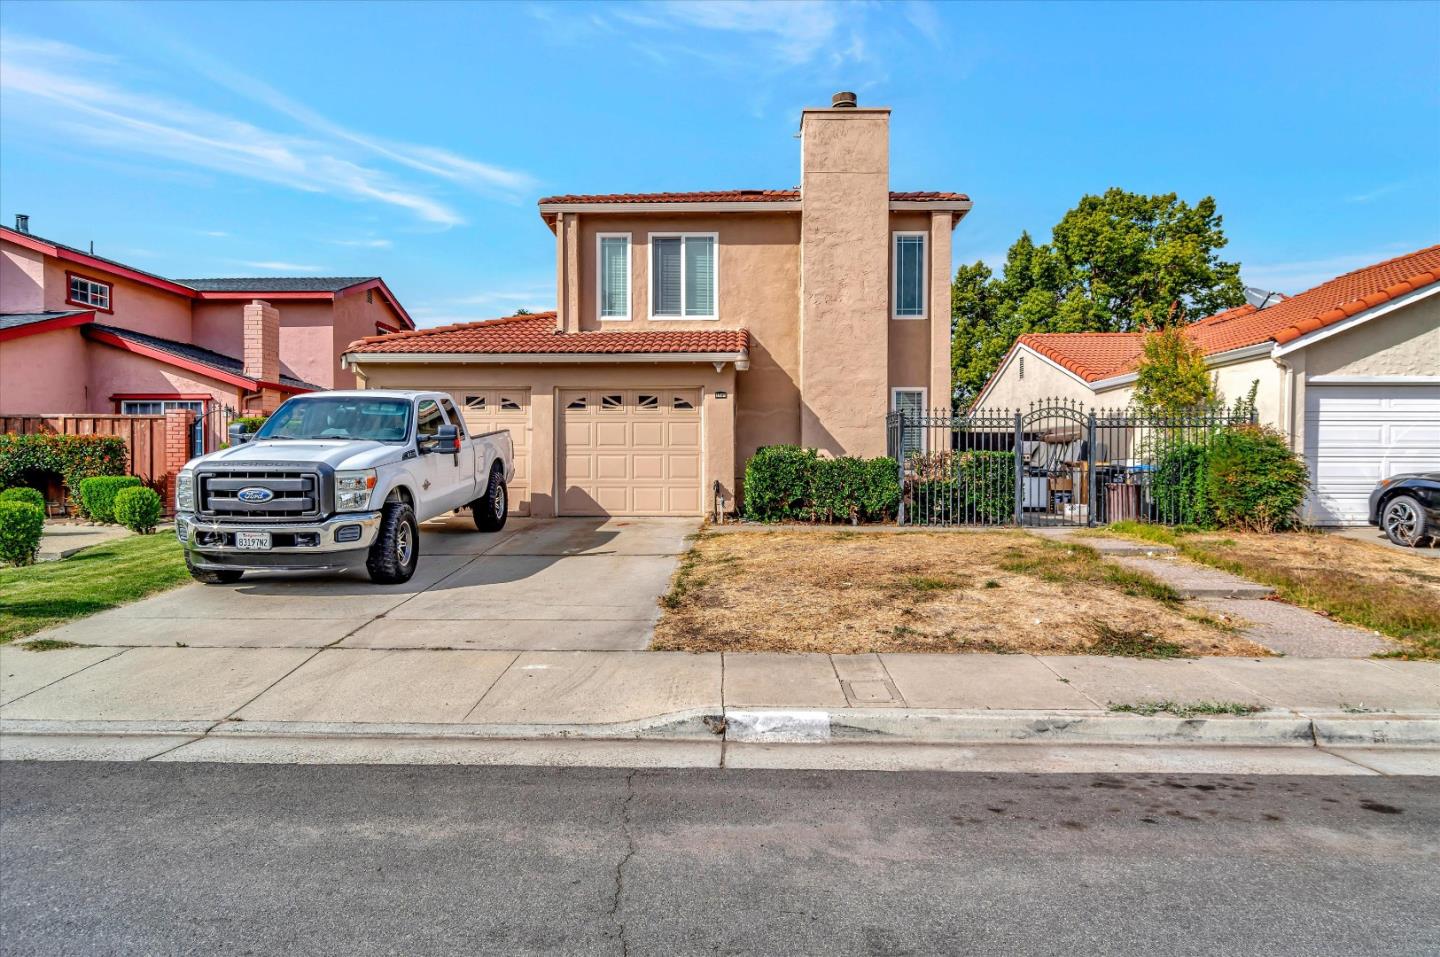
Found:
[235,531,272,550]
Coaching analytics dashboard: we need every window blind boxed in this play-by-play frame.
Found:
[600,237,629,317]
[652,237,683,315]
[894,390,925,457]
[684,236,715,316]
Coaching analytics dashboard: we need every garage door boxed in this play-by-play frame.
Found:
[445,388,531,515]
[560,388,702,516]
[1305,384,1440,525]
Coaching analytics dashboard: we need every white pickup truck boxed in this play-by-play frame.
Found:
[174,390,514,585]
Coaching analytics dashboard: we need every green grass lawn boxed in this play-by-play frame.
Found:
[0,534,190,644]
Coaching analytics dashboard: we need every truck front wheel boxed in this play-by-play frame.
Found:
[473,468,508,533]
[186,556,243,585]
[367,501,419,584]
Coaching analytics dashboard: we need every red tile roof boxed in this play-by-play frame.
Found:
[346,312,749,356]
[537,190,969,205]
[1012,243,1440,383]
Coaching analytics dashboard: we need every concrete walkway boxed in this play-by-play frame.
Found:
[37,522,130,562]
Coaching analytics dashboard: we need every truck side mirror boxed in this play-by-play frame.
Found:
[436,424,461,454]
[228,423,254,445]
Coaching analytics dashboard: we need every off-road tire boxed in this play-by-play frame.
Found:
[473,467,509,533]
[1382,494,1430,548]
[367,501,419,584]
[186,556,243,585]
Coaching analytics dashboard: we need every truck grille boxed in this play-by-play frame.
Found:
[197,469,322,521]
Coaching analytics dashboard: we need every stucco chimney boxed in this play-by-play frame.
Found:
[242,299,280,385]
[797,97,891,456]
[14,214,29,234]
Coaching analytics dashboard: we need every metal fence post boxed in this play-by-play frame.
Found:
[1087,410,1098,527]
[1013,411,1024,527]
[895,412,907,525]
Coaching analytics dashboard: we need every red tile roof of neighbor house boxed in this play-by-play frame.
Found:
[345,312,749,356]
[536,190,970,205]
[1014,243,1440,383]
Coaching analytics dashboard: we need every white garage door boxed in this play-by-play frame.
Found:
[1305,384,1440,525]
[560,388,702,516]
[444,387,531,515]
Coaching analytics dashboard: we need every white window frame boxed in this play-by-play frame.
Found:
[595,232,631,322]
[890,387,929,455]
[68,274,112,310]
[891,231,927,320]
[648,232,719,321]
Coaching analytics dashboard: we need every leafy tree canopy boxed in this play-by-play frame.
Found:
[951,188,1245,408]
[1131,324,1215,415]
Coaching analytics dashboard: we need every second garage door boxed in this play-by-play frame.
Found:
[1305,384,1440,525]
[444,387,532,515]
[560,388,702,516]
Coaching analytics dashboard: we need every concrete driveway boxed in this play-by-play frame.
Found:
[30,516,700,653]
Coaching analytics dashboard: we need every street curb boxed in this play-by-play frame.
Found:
[4,710,1439,752]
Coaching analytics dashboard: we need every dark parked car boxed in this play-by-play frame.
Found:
[1368,472,1440,547]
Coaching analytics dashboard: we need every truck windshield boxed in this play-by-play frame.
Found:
[254,397,413,442]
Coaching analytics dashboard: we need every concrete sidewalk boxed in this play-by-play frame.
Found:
[3,644,1437,764]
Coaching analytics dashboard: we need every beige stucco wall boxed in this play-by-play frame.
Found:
[975,346,1100,412]
[1303,292,1440,378]
[352,360,736,519]
[799,107,891,457]
[0,326,90,412]
[0,241,45,313]
[885,210,953,412]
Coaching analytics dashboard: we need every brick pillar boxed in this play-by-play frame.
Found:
[163,409,195,511]
[243,300,281,410]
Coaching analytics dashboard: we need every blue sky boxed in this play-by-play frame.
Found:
[2,0,1437,327]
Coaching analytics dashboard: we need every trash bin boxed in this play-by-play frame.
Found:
[1106,483,1142,523]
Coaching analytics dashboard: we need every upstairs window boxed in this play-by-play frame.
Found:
[892,233,926,319]
[67,273,112,311]
[650,233,716,319]
[597,234,631,320]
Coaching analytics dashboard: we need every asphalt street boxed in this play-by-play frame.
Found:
[1,762,1436,956]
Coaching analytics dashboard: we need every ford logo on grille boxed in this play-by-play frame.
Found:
[236,486,275,504]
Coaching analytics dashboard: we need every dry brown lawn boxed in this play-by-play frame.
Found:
[653,530,1270,657]
[1099,524,1440,659]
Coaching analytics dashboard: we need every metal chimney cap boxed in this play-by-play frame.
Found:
[831,91,857,108]
[14,213,30,234]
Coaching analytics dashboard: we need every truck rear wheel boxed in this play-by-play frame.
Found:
[367,501,419,584]
[186,556,243,585]
[473,467,508,533]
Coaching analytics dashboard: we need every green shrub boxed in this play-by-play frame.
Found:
[113,486,163,534]
[906,450,1013,525]
[0,487,46,510]
[744,446,818,522]
[0,501,45,565]
[232,416,268,433]
[1151,442,1213,527]
[809,456,901,523]
[1206,424,1309,532]
[0,434,128,501]
[77,475,142,523]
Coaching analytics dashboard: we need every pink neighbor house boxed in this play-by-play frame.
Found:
[0,216,414,455]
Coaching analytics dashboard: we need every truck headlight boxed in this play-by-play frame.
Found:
[176,470,195,512]
[335,469,377,512]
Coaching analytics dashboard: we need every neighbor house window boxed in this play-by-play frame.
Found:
[67,273,112,311]
[597,233,631,320]
[891,388,928,457]
[650,233,717,319]
[892,233,926,319]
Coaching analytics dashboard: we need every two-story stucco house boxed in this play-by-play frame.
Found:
[0,219,414,454]
[344,93,970,518]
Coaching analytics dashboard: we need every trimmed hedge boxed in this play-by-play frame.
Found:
[113,486,163,534]
[0,434,129,499]
[908,450,1014,526]
[0,501,45,565]
[1151,442,1213,528]
[1206,424,1309,532]
[0,487,46,510]
[77,475,142,523]
[743,446,900,523]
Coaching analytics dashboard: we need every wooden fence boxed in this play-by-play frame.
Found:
[1,414,169,484]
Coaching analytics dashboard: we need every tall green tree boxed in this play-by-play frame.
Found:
[950,188,1244,408]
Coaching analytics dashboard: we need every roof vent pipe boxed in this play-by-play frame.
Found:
[831,91,857,109]
[14,214,29,234]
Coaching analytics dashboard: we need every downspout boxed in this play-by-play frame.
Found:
[1272,351,1295,449]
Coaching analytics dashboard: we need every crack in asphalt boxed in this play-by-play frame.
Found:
[609,768,639,957]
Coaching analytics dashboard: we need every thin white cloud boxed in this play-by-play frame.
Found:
[200,230,229,238]
[329,238,393,249]
[651,0,841,65]
[236,260,325,273]
[1241,249,1409,295]
[1344,180,1413,204]
[449,288,554,306]
[0,32,535,226]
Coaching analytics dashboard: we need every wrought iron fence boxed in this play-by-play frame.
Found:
[886,399,1257,528]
